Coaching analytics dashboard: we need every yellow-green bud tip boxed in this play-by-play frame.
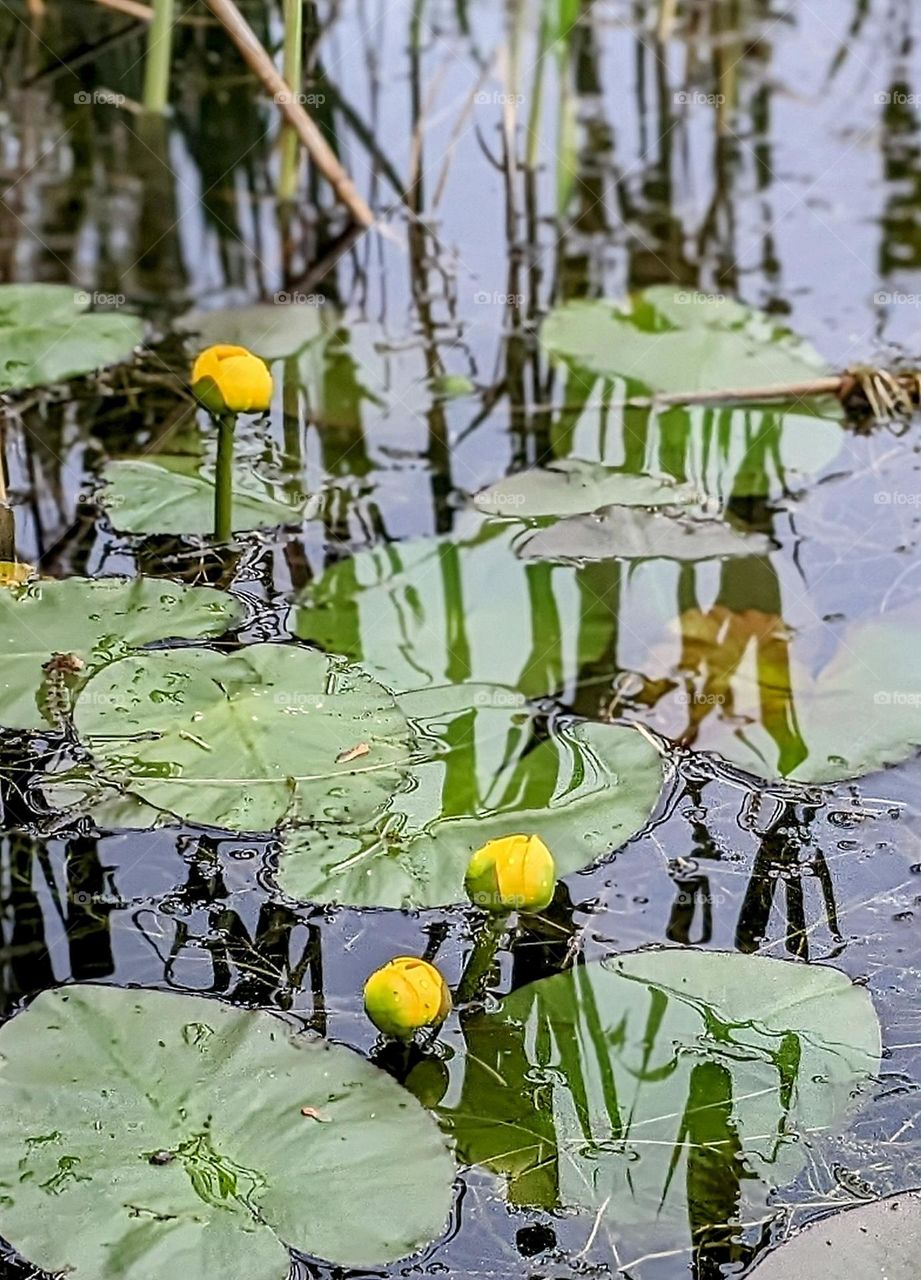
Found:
[464,833,556,913]
[363,956,452,1038]
[191,344,273,416]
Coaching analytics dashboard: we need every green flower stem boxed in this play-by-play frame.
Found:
[456,911,512,1004]
[278,0,303,201]
[214,413,236,542]
[143,0,176,114]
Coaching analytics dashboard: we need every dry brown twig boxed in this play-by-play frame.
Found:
[649,367,921,421]
[89,0,373,227]
[202,0,373,227]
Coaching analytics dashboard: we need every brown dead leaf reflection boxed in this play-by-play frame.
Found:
[671,602,806,777]
[608,555,810,781]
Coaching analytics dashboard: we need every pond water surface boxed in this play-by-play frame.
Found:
[2,1,921,1277]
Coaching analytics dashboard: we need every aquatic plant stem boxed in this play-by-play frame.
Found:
[143,0,175,113]
[456,912,511,1004]
[278,0,303,201]
[214,413,235,542]
[656,0,678,41]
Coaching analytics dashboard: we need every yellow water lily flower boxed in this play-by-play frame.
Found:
[0,561,35,587]
[465,833,556,913]
[363,956,452,1038]
[191,344,273,415]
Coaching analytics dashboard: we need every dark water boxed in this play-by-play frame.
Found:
[3,0,921,1276]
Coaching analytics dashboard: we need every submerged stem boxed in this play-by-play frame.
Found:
[214,414,236,542]
[143,0,175,113]
[456,912,511,1004]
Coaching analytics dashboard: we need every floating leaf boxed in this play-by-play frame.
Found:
[0,985,454,1276]
[638,595,921,783]
[747,1192,921,1280]
[180,302,331,361]
[541,288,836,396]
[541,291,843,505]
[64,643,412,831]
[60,649,662,906]
[292,518,640,699]
[518,505,773,563]
[278,690,663,908]
[441,949,880,1267]
[100,457,311,537]
[0,284,142,392]
[647,403,843,501]
[474,461,699,518]
[0,578,242,731]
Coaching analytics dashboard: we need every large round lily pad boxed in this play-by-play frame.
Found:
[441,949,881,1267]
[518,505,772,562]
[68,643,412,831]
[541,287,836,396]
[637,595,921,783]
[542,291,843,505]
[100,457,311,537]
[179,302,331,362]
[0,984,455,1276]
[748,1192,921,1280]
[278,690,663,908]
[0,578,242,731]
[292,516,771,704]
[0,284,143,392]
[292,518,635,699]
[474,462,698,518]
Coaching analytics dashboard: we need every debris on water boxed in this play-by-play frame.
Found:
[300,1107,330,1122]
[41,653,85,675]
[336,742,370,764]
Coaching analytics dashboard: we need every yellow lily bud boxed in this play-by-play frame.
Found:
[363,956,452,1039]
[465,833,556,913]
[0,561,35,587]
[191,344,273,415]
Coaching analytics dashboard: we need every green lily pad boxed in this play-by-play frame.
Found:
[638,595,921,783]
[291,518,628,701]
[0,578,242,731]
[293,517,921,785]
[747,1192,921,1280]
[277,693,663,908]
[0,284,143,392]
[518,505,773,562]
[292,516,772,702]
[65,643,412,831]
[180,302,331,362]
[99,457,312,537]
[474,461,699,518]
[541,287,836,396]
[0,984,455,1276]
[542,291,843,505]
[441,949,880,1266]
[649,403,844,501]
